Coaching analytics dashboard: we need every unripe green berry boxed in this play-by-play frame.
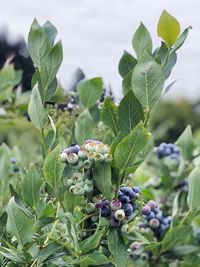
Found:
[67,153,79,165]
[86,203,96,212]
[104,153,113,163]
[84,159,93,169]
[94,153,104,162]
[84,183,93,193]
[60,152,68,162]
[65,178,74,188]
[78,148,88,159]
[87,152,96,162]
[69,185,76,194]
[114,209,125,221]
[73,186,85,196]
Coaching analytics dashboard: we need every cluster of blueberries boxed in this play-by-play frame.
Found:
[94,186,141,228]
[156,143,180,160]
[60,140,113,169]
[141,200,171,238]
[64,172,93,196]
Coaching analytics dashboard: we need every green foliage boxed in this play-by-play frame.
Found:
[117,90,144,135]
[118,51,137,78]
[101,97,119,136]
[28,86,48,129]
[21,166,43,209]
[77,77,103,109]
[75,109,95,144]
[93,163,114,200]
[43,145,64,191]
[6,198,34,246]
[114,124,150,176]
[108,229,128,267]
[132,56,165,112]
[188,166,200,210]
[0,64,22,102]
[132,23,153,59]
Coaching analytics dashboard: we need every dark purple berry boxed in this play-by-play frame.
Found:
[110,217,121,228]
[101,206,111,217]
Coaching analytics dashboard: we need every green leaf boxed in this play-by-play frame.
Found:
[43,145,64,191]
[6,197,34,246]
[118,51,137,78]
[132,57,165,111]
[101,97,119,136]
[93,163,114,200]
[0,64,22,102]
[176,125,194,160]
[117,90,144,135]
[28,18,50,68]
[42,21,57,45]
[28,86,47,129]
[80,229,104,254]
[188,165,200,210]
[172,245,199,256]
[0,245,26,263]
[77,77,103,109]
[161,225,192,252]
[163,52,177,79]
[132,23,152,59]
[40,40,63,89]
[69,252,110,266]
[157,10,180,47]
[114,124,150,176]
[108,229,128,267]
[21,166,43,209]
[75,109,95,144]
[170,26,192,55]
[122,71,132,95]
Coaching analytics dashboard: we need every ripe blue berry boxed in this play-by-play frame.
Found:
[69,144,80,154]
[118,194,130,204]
[123,203,134,216]
[147,200,157,210]
[101,206,111,217]
[142,205,151,215]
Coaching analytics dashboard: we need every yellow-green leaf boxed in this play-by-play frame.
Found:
[157,10,180,47]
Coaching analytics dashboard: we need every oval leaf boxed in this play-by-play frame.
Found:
[117,90,144,135]
[157,10,180,47]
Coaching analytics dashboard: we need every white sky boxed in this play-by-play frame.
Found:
[1,0,200,101]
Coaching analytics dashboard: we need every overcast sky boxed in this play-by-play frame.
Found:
[1,0,200,101]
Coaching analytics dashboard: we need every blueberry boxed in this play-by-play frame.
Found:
[142,205,151,215]
[69,144,80,154]
[147,200,157,210]
[123,203,134,216]
[130,202,138,211]
[149,218,160,229]
[110,217,121,228]
[101,206,111,217]
[132,186,141,193]
[101,199,110,207]
[146,211,156,221]
[118,194,130,204]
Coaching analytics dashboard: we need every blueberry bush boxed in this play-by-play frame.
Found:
[0,10,199,267]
